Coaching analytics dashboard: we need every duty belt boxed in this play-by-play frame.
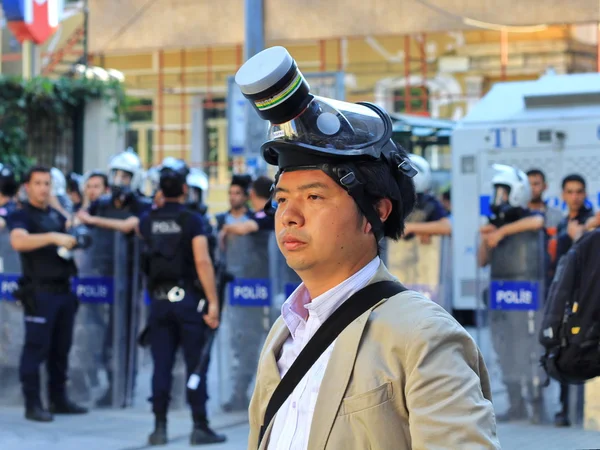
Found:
[152,281,207,312]
[152,281,199,303]
[32,280,71,294]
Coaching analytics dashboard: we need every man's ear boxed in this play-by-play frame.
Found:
[376,198,393,222]
[363,198,393,234]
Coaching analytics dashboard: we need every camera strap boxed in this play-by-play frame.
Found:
[257,280,406,448]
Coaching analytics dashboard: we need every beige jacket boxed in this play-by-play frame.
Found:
[247,263,501,450]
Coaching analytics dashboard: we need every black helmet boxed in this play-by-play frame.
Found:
[235,46,417,242]
[0,163,18,197]
[159,157,189,197]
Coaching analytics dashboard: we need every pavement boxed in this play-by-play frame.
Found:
[2,406,600,449]
[1,317,600,449]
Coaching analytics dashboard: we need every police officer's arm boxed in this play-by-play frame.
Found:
[404,217,452,236]
[192,235,219,306]
[220,221,259,236]
[80,212,139,234]
[10,228,75,252]
[495,215,544,239]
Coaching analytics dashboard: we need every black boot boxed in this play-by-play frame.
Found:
[190,414,226,445]
[148,414,168,446]
[25,401,54,423]
[554,411,571,427]
[50,396,88,415]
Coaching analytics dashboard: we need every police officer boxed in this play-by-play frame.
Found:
[477,164,547,424]
[76,150,151,407]
[6,166,88,422]
[404,154,448,239]
[138,159,225,446]
[0,163,19,230]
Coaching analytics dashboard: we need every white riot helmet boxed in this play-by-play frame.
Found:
[490,164,531,211]
[108,148,143,193]
[187,168,209,194]
[142,166,161,197]
[408,154,432,194]
[50,167,67,197]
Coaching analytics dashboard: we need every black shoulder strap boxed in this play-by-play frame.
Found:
[258,280,406,447]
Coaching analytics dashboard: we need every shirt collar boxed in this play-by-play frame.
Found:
[281,256,381,339]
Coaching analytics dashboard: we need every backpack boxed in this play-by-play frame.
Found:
[539,229,600,384]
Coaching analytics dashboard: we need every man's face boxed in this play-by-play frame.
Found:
[562,181,586,212]
[228,185,247,209]
[528,174,546,202]
[25,172,51,205]
[86,175,107,202]
[273,170,372,275]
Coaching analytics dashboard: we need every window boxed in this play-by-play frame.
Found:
[393,87,430,114]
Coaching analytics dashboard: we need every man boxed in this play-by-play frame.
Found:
[6,166,88,422]
[527,169,563,228]
[219,175,274,242]
[0,163,19,230]
[556,174,595,258]
[553,174,595,427]
[403,154,448,244]
[219,175,275,413]
[236,47,499,449]
[67,173,83,212]
[216,174,253,234]
[82,171,109,210]
[76,151,151,407]
[477,165,548,425]
[138,160,225,445]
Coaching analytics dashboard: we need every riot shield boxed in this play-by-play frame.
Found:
[482,230,558,423]
[218,230,271,408]
[386,234,443,307]
[70,228,130,408]
[0,227,24,405]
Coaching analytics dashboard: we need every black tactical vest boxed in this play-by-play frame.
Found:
[145,208,192,284]
[19,203,76,283]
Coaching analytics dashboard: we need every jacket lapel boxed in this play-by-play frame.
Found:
[307,308,372,450]
[256,320,290,447]
[307,263,399,449]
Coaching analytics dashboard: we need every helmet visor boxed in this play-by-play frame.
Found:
[492,185,511,207]
[263,96,390,159]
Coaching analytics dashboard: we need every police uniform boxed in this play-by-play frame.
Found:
[87,193,151,407]
[0,198,17,219]
[6,202,87,421]
[139,201,225,445]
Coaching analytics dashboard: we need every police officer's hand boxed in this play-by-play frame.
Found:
[484,229,504,249]
[0,217,5,230]
[480,224,497,235]
[418,234,432,245]
[53,232,77,249]
[76,210,95,225]
[203,302,220,329]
